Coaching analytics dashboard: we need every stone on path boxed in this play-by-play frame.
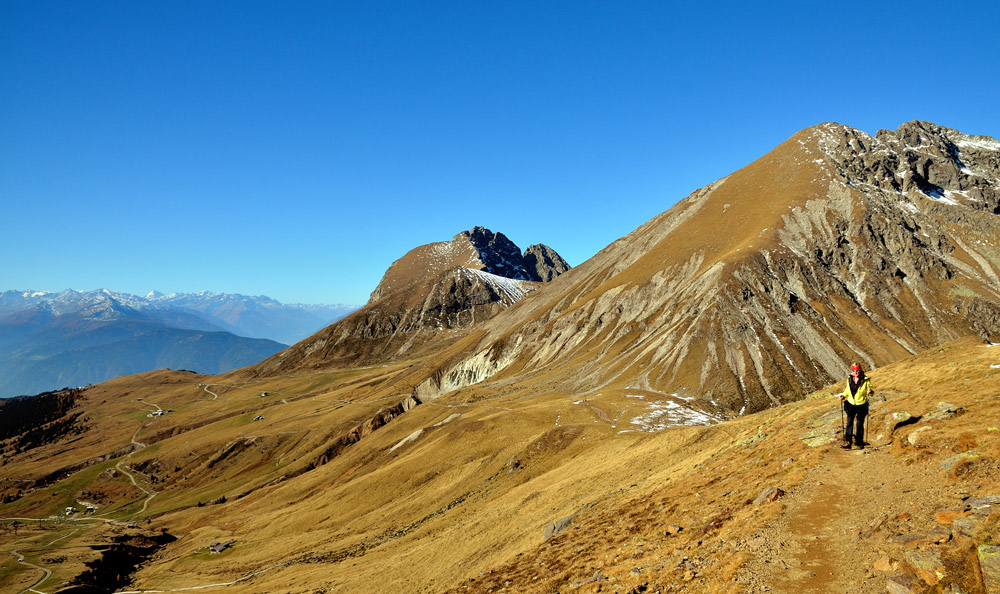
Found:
[800,408,841,447]
[874,411,918,445]
[953,515,980,536]
[886,571,925,594]
[934,509,969,525]
[570,570,607,588]
[873,556,898,572]
[923,402,964,421]
[886,411,914,431]
[907,426,933,447]
[966,494,1000,515]
[862,513,888,539]
[903,550,945,586]
[753,486,784,505]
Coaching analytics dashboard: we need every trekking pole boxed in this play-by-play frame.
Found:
[840,397,845,444]
[866,399,870,447]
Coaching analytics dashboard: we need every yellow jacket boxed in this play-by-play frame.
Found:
[842,377,872,406]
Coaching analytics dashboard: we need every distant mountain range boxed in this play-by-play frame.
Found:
[0,289,357,345]
[0,289,357,397]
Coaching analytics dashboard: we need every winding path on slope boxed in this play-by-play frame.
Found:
[114,560,291,593]
[12,548,51,594]
[115,404,160,516]
[5,399,165,593]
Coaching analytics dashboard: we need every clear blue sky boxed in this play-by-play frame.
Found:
[3,1,998,305]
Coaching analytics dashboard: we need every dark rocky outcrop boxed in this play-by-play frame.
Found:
[458,228,572,282]
[460,227,533,279]
[523,243,571,282]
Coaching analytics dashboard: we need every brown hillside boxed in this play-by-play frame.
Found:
[3,335,998,593]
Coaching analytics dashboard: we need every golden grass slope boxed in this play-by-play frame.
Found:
[3,337,999,593]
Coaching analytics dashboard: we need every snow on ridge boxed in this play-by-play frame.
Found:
[463,267,532,304]
[7,288,331,317]
[430,240,461,260]
[956,137,1000,152]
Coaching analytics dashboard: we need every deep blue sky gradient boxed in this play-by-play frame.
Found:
[3,1,999,304]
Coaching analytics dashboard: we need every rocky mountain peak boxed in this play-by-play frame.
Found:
[368,226,570,304]
[255,227,571,375]
[807,120,1000,212]
[457,226,572,283]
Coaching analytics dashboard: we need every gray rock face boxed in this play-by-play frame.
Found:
[874,121,1000,213]
[543,512,579,539]
[820,120,1000,213]
[523,244,571,282]
[753,486,785,505]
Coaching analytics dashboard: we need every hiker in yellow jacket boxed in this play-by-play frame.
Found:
[841,363,872,450]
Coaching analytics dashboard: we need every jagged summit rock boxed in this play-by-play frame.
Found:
[460,226,530,279]
[452,227,570,282]
[523,243,571,282]
[813,120,1000,212]
[367,226,570,304]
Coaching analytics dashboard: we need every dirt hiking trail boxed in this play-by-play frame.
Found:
[741,442,957,593]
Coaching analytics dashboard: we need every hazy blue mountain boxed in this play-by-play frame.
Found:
[145,291,356,345]
[0,289,354,397]
[0,289,357,345]
[0,326,284,397]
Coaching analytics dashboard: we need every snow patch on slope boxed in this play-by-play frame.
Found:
[621,393,722,432]
[464,268,533,304]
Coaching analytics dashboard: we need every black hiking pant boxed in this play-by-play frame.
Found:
[844,401,869,447]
